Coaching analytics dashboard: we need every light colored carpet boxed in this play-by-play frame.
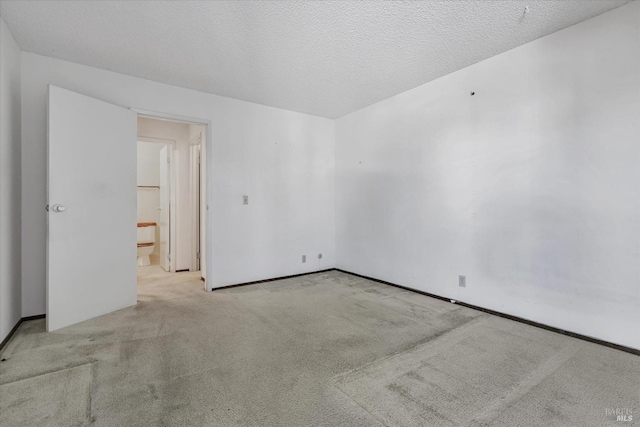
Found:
[0,268,638,426]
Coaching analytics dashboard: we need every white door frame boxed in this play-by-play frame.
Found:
[134,109,212,292]
[189,137,202,272]
[137,136,177,273]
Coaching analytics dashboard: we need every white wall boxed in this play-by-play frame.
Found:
[21,53,336,315]
[137,141,162,188]
[0,18,22,342]
[335,3,640,349]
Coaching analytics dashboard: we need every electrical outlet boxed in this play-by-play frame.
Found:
[302,255,306,263]
[459,275,466,287]
[243,195,249,205]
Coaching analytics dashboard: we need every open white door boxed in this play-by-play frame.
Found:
[159,146,171,272]
[190,144,201,272]
[200,135,207,286]
[47,85,137,331]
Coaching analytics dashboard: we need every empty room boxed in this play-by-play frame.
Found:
[0,1,638,426]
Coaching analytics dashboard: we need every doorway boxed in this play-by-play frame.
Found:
[136,116,207,279]
[47,85,212,332]
[136,136,175,271]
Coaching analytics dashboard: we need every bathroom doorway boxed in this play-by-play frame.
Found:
[136,136,175,271]
[136,116,207,280]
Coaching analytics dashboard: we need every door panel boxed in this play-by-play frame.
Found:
[200,136,207,285]
[159,146,170,272]
[190,144,201,271]
[47,85,137,331]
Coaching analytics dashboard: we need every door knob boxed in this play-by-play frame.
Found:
[52,204,66,213]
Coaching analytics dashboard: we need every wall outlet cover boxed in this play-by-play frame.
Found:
[459,275,466,287]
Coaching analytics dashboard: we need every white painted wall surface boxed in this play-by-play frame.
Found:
[0,18,22,342]
[137,118,192,270]
[21,54,336,315]
[137,141,162,187]
[335,3,640,349]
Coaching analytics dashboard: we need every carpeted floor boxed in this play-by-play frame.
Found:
[0,268,638,426]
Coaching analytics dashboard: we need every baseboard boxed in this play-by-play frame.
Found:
[211,269,334,291]
[335,269,640,356]
[0,314,46,353]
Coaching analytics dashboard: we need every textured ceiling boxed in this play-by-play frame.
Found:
[0,0,630,118]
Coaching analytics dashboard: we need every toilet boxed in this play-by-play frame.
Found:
[137,222,156,266]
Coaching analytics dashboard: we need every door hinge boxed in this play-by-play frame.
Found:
[167,253,171,261]
[196,252,201,260]
[167,157,171,164]
[45,204,49,212]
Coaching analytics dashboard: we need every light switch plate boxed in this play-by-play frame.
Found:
[459,275,466,287]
